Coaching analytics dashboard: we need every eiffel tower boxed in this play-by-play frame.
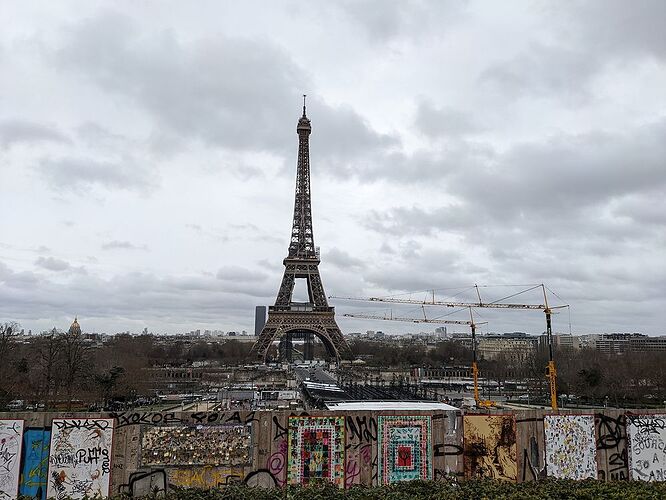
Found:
[251,98,352,362]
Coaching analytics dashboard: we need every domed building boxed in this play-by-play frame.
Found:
[68,317,81,336]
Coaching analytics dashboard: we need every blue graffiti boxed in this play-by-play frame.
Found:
[20,428,51,500]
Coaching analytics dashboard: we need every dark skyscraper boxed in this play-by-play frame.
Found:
[254,306,267,336]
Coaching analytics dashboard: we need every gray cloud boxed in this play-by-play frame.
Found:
[335,0,466,42]
[456,120,666,221]
[35,256,70,272]
[480,43,598,103]
[0,261,274,332]
[101,241,148,251]
[415,99,484,138]
[563,0,666,61]
[37,156,155,193]
[50,11,397,169]
[364,118,666,227]
[363,205,476,237]
[325,247,366,271]
[216,266,267,283]
[481,1,666,102]
[0,119,69,149]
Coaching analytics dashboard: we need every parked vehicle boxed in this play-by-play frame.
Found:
[7,400,24,410]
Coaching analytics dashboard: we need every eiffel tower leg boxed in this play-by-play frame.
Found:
[251,311,352,362]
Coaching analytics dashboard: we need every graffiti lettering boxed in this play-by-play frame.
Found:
[266,439,287,487]
[190,411,258,425]
[345,416,377,447]
[52,419,110,431]
[595,413,628,481]
[628,416,666,435]
[111,411,181,429]
[73,447,110,473]
[345,459,360,487]
[272,416,288,441]
[596,414,626,450]
[360,444,372,465]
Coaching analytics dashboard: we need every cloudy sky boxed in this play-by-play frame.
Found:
[1,1,665,336]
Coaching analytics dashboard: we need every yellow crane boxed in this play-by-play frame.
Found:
[342,306,496,408]
[333,284,567,410]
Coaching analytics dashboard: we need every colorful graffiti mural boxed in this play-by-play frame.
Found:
[377,415,432,484]
[0,419,24,499]
[141,424,252,466]
[544,415,597,479]
[287,416,345,487]
[463,414,516,481]
[627,414,666,482]
[20,428,51,500]
[46,418,114,500]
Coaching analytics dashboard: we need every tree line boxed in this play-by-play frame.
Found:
[1,322,664,409]
[0,322,254,410]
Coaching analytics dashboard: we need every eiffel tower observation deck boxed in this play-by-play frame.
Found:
[250,98,352,363]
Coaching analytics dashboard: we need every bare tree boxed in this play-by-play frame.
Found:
[34,328,63,410]
[0,322,21,406]
[60,327,89,410]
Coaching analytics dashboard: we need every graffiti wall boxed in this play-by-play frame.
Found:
[463,414,517,481]
[287,416,345,487]
[377,415,432,484]
[627,414,666,482]
[595,412,627,481]
[20,428,51,500]
[0,419,24,499]
[141,425,252,466]
[0,408,663,494]
[544,415,597,479]
[46,418,114,500]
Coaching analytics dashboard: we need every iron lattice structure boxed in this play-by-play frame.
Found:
[251,103,352,362]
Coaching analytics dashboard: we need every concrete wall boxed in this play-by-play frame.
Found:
[1,408,662,497]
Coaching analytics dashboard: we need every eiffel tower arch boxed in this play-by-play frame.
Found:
[251,99,352,363]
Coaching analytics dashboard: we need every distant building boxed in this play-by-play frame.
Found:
[536,333,666,354]
[583,333,666,354]
[68,317,81,335]
[255,306,267,336]
[539,333,578,350]
[455,332,538,362]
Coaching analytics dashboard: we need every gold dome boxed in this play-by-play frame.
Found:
[68,317,81,335]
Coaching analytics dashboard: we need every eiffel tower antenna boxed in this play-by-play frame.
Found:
[250,100,352,363]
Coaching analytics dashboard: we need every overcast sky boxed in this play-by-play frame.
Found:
[1,1,665,336]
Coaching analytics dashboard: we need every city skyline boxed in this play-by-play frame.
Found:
[1,1,665,335]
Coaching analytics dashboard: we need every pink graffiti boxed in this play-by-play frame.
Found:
[360,444,372,465]
[345,459,360,488]
[267,439,287,486]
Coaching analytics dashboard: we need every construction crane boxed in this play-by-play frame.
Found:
[342,307,496,408]
[332,284,567,410]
